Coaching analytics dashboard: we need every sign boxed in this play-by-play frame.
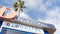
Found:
[14,16,48,27]
[2,21,44,34]
[0,6,16,20]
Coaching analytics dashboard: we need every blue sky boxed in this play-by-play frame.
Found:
[0,0,60,34]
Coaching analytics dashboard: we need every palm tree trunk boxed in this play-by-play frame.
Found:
[18,6,20,16]
[18,0,21,16]
[17,0,23,16]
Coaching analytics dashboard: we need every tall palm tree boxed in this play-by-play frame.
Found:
[14,0,26,16]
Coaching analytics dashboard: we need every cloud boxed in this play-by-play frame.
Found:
[38,0,57,12]
[38,4,47,12]
[24,0,56,11]
[24,0,44,9]
[20,12,30,19]
[46,7,60,24]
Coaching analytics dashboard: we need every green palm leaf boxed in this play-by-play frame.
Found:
[14,2,18,8]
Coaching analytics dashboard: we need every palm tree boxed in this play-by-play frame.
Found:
[14,0,26,16]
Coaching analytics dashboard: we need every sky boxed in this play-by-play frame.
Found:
[0,0,60,34]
